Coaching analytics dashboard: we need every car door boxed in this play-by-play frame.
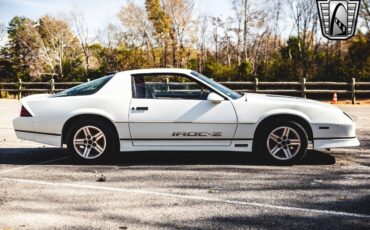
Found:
[128,73,237,146]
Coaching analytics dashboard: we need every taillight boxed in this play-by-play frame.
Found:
[20,106,32,117]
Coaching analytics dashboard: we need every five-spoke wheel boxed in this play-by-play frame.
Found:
[73,126,107,159]
[256,120,308,163]
[267,126,301,161]
[67,119,117,161]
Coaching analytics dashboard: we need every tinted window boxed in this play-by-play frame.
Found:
[53,75,113,97]
[191,71,242,99]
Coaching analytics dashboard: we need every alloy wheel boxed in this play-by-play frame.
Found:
[73,125,107,159]
[266,126,301,161]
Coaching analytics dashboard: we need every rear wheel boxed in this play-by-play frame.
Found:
[67,119,117,161]
[256,121,308,164]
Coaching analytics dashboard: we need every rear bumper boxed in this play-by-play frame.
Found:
[14,130,61,147]
[13,117,61,147]
[313,137,360,149]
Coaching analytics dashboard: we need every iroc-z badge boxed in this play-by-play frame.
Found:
[316,0,360,40]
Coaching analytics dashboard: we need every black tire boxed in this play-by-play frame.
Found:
[255,120,308,164]
[66,118,118,162]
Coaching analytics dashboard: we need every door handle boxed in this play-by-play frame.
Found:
[135,107,149,111]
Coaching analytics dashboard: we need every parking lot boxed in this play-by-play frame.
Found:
[0,99,369,229]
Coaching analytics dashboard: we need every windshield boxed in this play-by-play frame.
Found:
[53,75,113,97]
[191,71,242,99]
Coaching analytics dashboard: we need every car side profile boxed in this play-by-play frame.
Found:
[13,69,360,163]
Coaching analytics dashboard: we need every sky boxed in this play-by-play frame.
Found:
[0,0,234,34]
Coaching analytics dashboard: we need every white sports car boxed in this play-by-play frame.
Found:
[13,69,359,163]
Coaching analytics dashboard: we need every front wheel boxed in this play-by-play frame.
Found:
[256,121,308,164]
[67,119,116,161]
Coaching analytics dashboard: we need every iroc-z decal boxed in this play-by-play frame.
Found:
[172,132,222,137]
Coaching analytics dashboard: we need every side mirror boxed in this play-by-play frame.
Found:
[207,92,224,104]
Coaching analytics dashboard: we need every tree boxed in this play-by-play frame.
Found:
[0,22,14,81]
[196,15,209,72]
[37,16,82,79]
[288,0,318,79]
[163,0,195,67]
[145,0,172,67]
[211,17,224,63]
[346,32,370,81]
[232,0,243,65]
[71,10,92,78]
[242,0,249,62]
[361,0,370,30]
[6,16,39,80]
[1,1,370,84]
[0,23,6,46]
[231,0,250,62]
[117,1,157,65]
[5,15,83,81]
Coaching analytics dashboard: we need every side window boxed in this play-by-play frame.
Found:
[132,74,212,100]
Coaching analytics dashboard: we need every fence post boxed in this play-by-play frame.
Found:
[301,78,306,98]
[50,78,55,94]
[165,78,170,92]
[351,78,356,105]
[17,79,22,99]
[254,78,259,93]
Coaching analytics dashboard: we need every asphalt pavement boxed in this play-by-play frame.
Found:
[0,99,369,229]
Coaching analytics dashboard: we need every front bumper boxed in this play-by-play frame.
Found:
[314,137,360,149]
[311,113,359,149]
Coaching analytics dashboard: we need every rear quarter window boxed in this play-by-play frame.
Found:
[53,75,113,97]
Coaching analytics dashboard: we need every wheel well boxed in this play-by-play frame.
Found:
[253,114,313,146]
[62,114,119,145]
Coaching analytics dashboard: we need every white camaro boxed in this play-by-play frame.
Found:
[13,69,359,163]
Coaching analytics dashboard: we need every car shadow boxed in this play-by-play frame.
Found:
[0,148,335,166]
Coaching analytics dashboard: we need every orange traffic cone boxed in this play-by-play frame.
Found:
[332,92,337,104]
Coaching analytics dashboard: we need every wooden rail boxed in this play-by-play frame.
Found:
[0,78,369,104]
[221,78,369,104]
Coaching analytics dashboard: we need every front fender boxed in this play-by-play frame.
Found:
[256,108,312,125]
[233,108,313,140]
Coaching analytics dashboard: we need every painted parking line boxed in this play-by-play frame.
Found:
[1,177,369,219]
[0,156,70,175]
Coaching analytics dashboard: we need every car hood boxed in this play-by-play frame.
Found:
[245,93,339,111]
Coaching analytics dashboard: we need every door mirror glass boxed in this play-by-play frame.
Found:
[207,92,224,104]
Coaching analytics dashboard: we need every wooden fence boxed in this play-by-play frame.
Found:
[1,78,370,104]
